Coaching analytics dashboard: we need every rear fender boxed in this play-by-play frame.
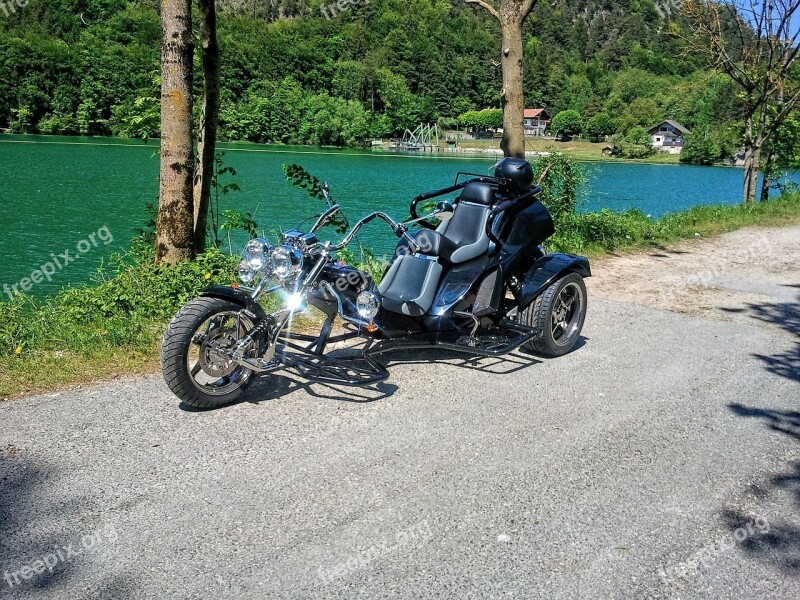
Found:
[202,286,270,321]
[518,254,591,310]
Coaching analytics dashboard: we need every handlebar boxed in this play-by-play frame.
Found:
[329,211,418,253]
[310,204,341,233]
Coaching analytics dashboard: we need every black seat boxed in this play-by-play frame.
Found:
[377,255,443,316]
[379,182,496,316]
[399,182,495,265]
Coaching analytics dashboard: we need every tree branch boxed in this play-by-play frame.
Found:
[521,0,539,19]
[464,0,500,21]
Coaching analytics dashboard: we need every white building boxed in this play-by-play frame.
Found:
[648,120,690,154]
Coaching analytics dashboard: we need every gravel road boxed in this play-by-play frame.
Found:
[1,226,798,599]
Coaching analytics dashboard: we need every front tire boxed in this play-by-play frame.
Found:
[520,272,587,357]
[161,297,258,409]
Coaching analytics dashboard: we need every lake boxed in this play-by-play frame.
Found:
[1,134,794,296]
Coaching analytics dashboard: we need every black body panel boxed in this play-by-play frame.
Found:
[203,286,270,320]
[518,254,592,309]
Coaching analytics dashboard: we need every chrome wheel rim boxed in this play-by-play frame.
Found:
[186,311,255,396]
[551,282,584,346]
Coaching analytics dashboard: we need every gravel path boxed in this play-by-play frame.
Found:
[1,226,798,599]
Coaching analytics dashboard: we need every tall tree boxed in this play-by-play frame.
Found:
[682,0,800,203]
[193,0,221,254]
[464,0,539,158]
[156,0,195,264]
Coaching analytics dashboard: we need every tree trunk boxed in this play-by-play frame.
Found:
[760,151,772,202]
[156,0,195,264]
[193,0,220,254]
[740,115,760,204]
[742,146,760,204]
[499,16,525,158]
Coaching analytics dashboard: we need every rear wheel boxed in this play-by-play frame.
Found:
[520,272,587,357]
[161,297,259,409]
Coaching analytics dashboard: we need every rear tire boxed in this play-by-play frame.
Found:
[161,297,257,409]
[520,272,587,357]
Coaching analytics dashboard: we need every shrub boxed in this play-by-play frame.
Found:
[585,112,616,142]
[551,110,584,140]
[613,126,656,158]
[532,153,586,223]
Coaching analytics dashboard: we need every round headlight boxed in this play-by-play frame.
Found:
[238,260,256,284]
[243,238,273,271]
[356,290,381,320]
[271,245,303,280]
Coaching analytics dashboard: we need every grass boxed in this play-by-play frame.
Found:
[2,192,799,400]
[455,137,682,164]
[549,191,800,255]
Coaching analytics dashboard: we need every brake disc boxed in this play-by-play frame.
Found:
[198,327,240,378]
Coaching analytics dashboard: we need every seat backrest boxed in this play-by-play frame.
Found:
[436,182,494,264]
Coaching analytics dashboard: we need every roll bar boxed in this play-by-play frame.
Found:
[409,176,503,229]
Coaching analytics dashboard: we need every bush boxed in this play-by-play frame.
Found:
[532,153,586,223]
[613,126,656,158]
[585,112,616,142]
[551,110,584,140]
[0,245,238,357]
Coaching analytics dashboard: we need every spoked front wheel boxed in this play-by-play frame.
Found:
[520,272,587,357]
[161,297,259,409]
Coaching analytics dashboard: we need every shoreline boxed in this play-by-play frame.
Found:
[0,132,729,167]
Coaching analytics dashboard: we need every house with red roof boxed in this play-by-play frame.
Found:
[523,109,552,137]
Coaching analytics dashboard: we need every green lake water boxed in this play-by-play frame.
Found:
[1,134,795,297]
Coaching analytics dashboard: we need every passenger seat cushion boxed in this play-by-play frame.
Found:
[437,202,491,264]
[378,255,443,316]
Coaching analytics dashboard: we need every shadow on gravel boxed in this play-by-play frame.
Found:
[0,450,136,597]
[191,341,555,410]
[726,403,800,575]
[722,286,800,383]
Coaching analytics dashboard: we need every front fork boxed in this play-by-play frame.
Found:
[227,250,333,371]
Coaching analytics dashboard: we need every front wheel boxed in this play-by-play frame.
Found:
[519,272,587,357]
[161,297,259,409]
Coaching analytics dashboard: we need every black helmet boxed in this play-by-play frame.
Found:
[494,158,534,194]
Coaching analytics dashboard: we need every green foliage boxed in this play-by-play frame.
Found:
[585,112,616,142]
[112,96,160,141]
[282,163,350,233]
[207,152,243,248]
[613,126,657,159]
[457,109,503,130]
[0,245,238,358]
[549,192,800,254]
[337,245,388,284]
[551,110,583,140]
[680,132,721,166]
[532,153,586,223]
[0,0,756,157]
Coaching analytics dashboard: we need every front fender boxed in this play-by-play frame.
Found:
[518,254,591,310]
[202,286,270,321]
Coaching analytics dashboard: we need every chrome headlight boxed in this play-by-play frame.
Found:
[243,238,274,271]
[238,260,256,284]
[271,245,304,280]
[356,290,380,320]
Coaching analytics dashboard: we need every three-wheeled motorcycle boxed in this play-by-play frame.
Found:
[161,158,590,408]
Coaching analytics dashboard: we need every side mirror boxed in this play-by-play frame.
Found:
[321,181,333,208]
[434,201,455,222]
